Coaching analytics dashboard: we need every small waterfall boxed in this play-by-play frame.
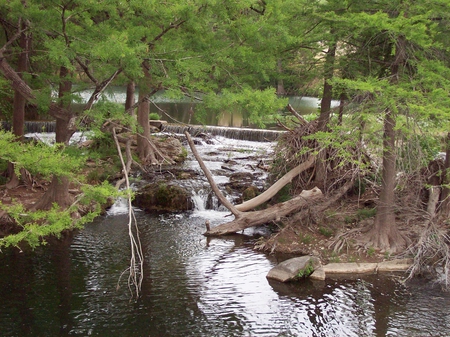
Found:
[107,197,130,215]
[191,190,207,212]
[162,124,285,142]
[1,121,56,133]
[2,121,284,142]
[190,189,231,223]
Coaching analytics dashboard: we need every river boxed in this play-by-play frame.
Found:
[1,135,450,337]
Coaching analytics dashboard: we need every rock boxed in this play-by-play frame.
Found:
[323,262,378,274]
[377,259,413,272]
[266,256,321,282]
[242,185,259,201]
[133,183,193,212]
[310,267,326,281]
[154,136,186,163]
[225,172,255,192]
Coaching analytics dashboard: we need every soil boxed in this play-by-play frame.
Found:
[256,190,421,265]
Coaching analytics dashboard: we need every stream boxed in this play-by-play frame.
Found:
[1,135,450,336]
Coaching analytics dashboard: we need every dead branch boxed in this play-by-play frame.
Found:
[235,155,315,212]
[287,104,307,125]
[406,221,450,289]
[205,187,323,236]
[185,131,241,216]
[112,127,144,298]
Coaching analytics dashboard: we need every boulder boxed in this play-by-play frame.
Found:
[154,136,186,163]
[133,183,193,212]
[266,256,321,282]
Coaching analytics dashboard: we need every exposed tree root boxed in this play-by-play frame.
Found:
[406,222,450,289]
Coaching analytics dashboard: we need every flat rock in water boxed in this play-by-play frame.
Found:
[266,256,321,282]
[310,267,326,281]
[323,262,378,274]
[377,259,413,272]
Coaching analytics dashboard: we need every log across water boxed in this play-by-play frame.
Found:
[205,187,324,236]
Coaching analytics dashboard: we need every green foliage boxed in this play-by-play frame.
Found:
[0,203,76,249]
[0,130,83,179]
[0,181,119,250]
[357,208,377,220]
[319,226,334,237]
[198,87,287,128]
[298,232,313,244]
[149,113,160,120]
[297,260,315,279]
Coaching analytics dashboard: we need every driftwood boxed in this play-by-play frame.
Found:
[205,187,323,235]
[235,155,315,212]
[184,131,323,236]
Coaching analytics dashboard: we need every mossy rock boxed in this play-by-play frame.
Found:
[133,183,193,212]
[153,136,186,163]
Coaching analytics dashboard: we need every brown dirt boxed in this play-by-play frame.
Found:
[255,190,422,265]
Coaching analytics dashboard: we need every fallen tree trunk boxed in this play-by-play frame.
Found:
[205,187,323,235]
[235,155,315,212]
[185,131,323,236]
[185,131,242,216]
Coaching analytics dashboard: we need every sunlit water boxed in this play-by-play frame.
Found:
[1,136,450,336]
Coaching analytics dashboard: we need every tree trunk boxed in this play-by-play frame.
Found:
[32,175,74,211]
[315,38,337,189]
[366,108,405,252]
[12,25,28,141]
[439,132,450,217]
[56,66,72,144]
[276,59,286,95]
[366,35,408,253]
[137,63,156,164]
[125,80,135,115]
[6,24,28,189]
[33,66,73,210]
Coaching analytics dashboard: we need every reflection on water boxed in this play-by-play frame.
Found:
[1,210,450,336]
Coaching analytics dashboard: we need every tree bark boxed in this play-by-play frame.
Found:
[32,175,74,211]
[56,65,72,143]
[33,66,74,210]
[366,108,405,252]
[276,59,286,95]
[12,24,28,141]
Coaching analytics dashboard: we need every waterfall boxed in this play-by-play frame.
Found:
[162,124,285,142]
[107,197,130,215]
[1,121,57,133]
[2,121,285,142]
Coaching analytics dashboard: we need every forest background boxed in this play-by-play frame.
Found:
[0,0,450,287]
